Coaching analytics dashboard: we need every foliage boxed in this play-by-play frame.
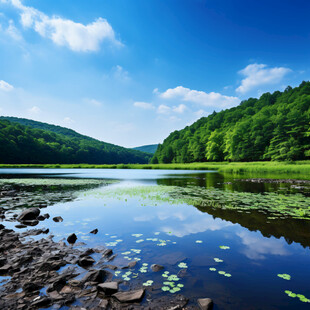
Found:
[0,118,151,164]
[152,82,310,163]
[1,161,310,179]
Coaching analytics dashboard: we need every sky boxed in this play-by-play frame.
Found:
[0,0,309,148]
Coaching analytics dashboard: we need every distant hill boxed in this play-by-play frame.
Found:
[151,81,310,163]
[0,117,151,164]
[132,144,158,154]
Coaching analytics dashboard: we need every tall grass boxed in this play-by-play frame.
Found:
[0,161,310,177]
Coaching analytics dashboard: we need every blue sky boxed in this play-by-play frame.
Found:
[0,0,309,147]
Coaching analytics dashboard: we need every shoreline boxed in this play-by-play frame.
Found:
[0,161,309,180]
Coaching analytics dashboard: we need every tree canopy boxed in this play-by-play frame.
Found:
[152,82,310,163]
[0,118,151,164]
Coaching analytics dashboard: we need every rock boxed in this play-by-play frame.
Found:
[0,264,11,275]
[37,215,46,221]
[53,216,63,222]
[67,233,77,244]
[90,228,98,234]
[15,224,27,229]
[23,282,43,293]
[198,298,214,310]
[98,299,109,308]
[78,256,95,267]
[0,224,4,230]
[31,296,51,308]
[121,261,137,269]
[113,288,144,303]
[81,269,110,284]
[102,249,113,257]
[17,208,40,221]
[151,264,164,272]
[43,213,50,219]
[97,282,119,295]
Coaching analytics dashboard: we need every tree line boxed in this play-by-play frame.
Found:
[0,119,151,164]
[152,81,310,163]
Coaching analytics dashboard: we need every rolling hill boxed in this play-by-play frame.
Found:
[132,144,158,154]
[151,81,310,163]
[0,117,151,164]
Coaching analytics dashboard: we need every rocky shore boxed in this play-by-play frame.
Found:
[0,206,213,310]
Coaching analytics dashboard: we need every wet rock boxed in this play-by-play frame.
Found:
[17,208,40,221]
[31,296,52,308]
[43,213,50,219]
[198,298,214,310]
[113,288,145,303]
[15,224,27,229]
[90,228,98,234]
[97,282,119,295]
[98,299,109,308]
[67,233,77,244]
[22,220,39,226]
[81,269,111,284]
[53,216,63,223]
[0,264,11,275]
[78,255,95,268]
[37,215,46,221]
[151,264,164,272]
[23,282,43,294]
[102,249,113,257]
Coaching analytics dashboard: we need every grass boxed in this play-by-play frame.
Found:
[0,161,310,177]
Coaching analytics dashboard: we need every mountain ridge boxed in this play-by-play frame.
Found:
[0,117,151,164]
[151,81,310,163]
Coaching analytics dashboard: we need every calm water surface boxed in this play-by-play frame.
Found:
[1,169,310,310]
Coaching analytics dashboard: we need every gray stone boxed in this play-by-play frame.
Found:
[151,264,164,272]
[198,298,214,310]
[113,288,144,303]
[17,208,40,221]
[53,216,63,222]
[97,282,118,295]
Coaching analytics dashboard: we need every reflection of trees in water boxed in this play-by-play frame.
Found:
[196,205,310,249]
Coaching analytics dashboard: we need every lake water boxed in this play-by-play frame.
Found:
[0,169,310,309]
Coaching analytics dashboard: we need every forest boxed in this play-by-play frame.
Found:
[0,118,151,164]
[151,81,310,163]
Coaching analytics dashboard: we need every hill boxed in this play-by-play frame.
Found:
[0,118,151,164]
[151,81,310,163]
[132,144,158,154]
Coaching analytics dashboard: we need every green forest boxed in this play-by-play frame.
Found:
[152,81,310,163]
[0,118,151,164]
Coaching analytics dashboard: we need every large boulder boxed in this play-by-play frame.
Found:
[17,208,40,222]
[113,289,144,303]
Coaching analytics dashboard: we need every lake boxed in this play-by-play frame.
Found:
[0,168,310,309]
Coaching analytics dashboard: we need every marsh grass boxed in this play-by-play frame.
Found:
[1,161,310,179]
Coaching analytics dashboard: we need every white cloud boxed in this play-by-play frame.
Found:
[160,86,240,108]
[28,105,40,114]
[173,103,187,114]
[0,80,14,92]
[157,103,187,115]
[237,231,290,260]
[84,98,103,107]
[112,65,130,81]
[1,19,23,40]
[134,101,154,110]
[63,117,74,125]
[236,63,292,94]
[157,104,171,114]
[2,0,121,52]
